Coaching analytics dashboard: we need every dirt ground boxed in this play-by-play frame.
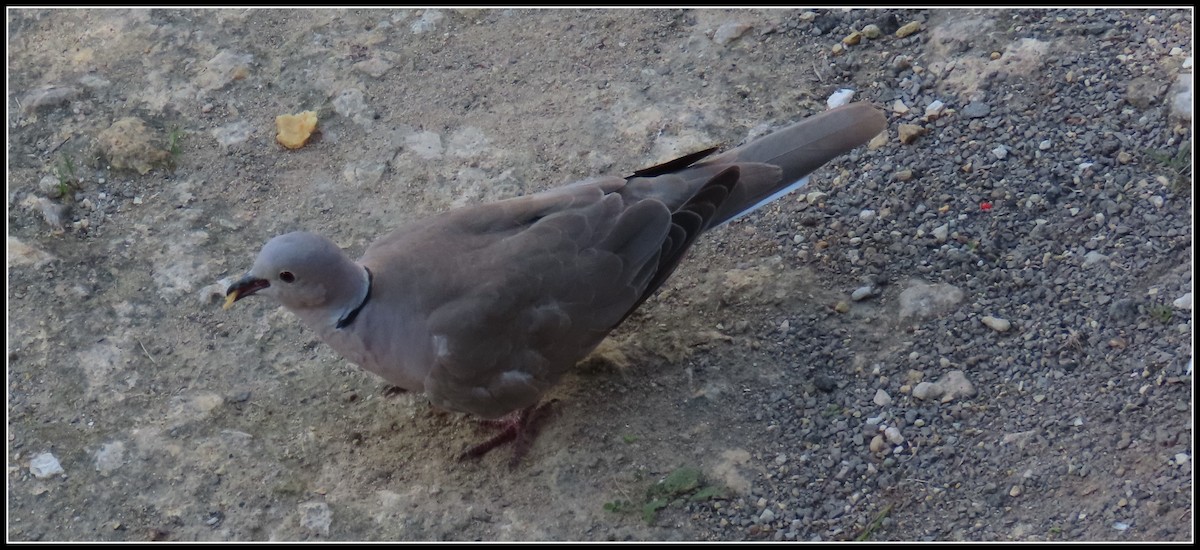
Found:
[7,8,1193,541]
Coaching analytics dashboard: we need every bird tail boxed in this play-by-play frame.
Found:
[686,102,886,227]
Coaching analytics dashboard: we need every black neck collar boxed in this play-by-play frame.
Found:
[336,267,372,329]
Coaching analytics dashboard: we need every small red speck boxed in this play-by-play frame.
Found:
[980,201,993,211]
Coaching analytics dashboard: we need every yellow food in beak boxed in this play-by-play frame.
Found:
[223,290,239,310]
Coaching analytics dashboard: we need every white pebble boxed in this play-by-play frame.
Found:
[133,196,143,205]
[981,315,1012,333]
[924,100,945,119]
[1038,140,1052,151]
[851,286,875,301]
[759,508,776,523]
[873,389,892,407]
[892,99,909,114]
[912,381,942,401]
[1173,293,1192,310]
[1149,195,1164,208]
[932,223,949,242]
[1174,452,1190,465]
[29,452,64,478]
[884,426,904,444]
[991,145,1008,159]
[827,89,855,110]
[858,209,876,221]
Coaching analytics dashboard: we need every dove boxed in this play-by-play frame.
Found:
[225,102,886,462]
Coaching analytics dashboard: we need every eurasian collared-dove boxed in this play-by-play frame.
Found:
[226,102,886,461]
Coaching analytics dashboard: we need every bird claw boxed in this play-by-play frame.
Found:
[459,400,557,467]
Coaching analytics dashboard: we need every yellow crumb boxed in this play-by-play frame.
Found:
[276,110,318,149]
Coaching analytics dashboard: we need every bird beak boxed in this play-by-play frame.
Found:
[224,275,270,310]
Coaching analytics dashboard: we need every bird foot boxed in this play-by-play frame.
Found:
[459,400,557,466]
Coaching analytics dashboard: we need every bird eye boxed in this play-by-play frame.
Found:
[279,271,295,283]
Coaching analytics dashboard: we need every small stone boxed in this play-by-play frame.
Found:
[873,389,892,407]
[932,224,949,242]
[858,209,876,221]
[97,117,171,174]
[1038,139,1052,151]
[991,145,1008,160]
[299,501,333,536]
[868,131,889,150]
[884,426,904,444]
[898,124,924,144]
[912,381,942,401]
[827,89,855,109]
[834,301,850,314]
[1117,151,1133,164]
[39,175,65,198]
[869,434,887,453]
[714,22,753,46]
[1148,195,1164,209]
[851,286,875,301]
[892,99,909,115]
[924,100,945,120]
[1170,70,1192,121]
[29,452,64,478]
[759,508,776,523]
[962,102,991,118]
[990,51,1002,60]
[1082,250,1108,268]
[1173,293,1192,310]
[831,43,845,55]
[1113,522,1129,531]
[1009,485,1022,497]
[981,316,1012,333]
[895,21,922,38]
[861,24,881,39]
[894,169,913,182]
[842,31,862,46]
[938,370,976,402]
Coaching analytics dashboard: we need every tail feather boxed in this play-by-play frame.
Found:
[699,102,886,226]
[624,102,886,228]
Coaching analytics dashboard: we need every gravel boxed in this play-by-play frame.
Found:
[6,7,1191,543]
